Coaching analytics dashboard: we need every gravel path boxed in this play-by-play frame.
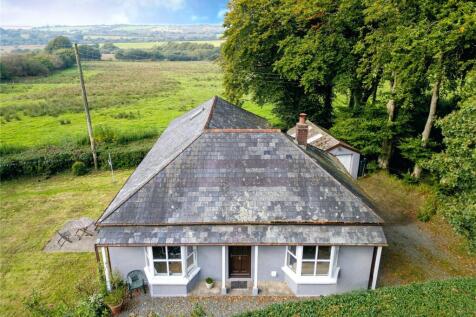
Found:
[119,295,303,317]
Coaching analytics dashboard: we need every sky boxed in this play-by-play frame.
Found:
[0,0,229,26]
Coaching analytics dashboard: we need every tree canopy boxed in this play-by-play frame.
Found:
[45,35,72,52]
[222,0,476,248]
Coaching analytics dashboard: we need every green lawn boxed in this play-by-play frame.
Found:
[0,170,132,316]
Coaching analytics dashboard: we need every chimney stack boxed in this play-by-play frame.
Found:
[296,113,308,146]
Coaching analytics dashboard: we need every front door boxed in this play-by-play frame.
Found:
[229,246,251,277]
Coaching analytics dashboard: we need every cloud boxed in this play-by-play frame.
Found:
[0,0,187,26]
[217,8,228,19]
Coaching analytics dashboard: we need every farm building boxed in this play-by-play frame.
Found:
[95,96,386,297]
[288,120,361,178]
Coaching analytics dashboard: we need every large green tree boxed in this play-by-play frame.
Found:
[424,70,476,248]
[222,0,371,128]
[407,1,476,178]
[45,36,72,52]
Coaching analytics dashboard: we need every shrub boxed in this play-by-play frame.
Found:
[190,304,207,317]
[205,277,213,284]
[72,161,88,176]
[237,278,476,317]
[0,140,154,180]
[24,289,108,317]
[103,286,125,307]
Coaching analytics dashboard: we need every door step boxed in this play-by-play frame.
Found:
[230,280,248,289]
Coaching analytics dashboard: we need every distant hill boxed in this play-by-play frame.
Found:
[0,24,224,46]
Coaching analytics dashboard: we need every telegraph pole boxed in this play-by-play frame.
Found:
[74,43,98,170]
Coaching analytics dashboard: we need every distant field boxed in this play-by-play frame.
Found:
[113,40,223,49]
[0,60,276,149]
[0,44,45,52]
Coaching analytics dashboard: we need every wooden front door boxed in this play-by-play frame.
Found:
[229,246,251,277]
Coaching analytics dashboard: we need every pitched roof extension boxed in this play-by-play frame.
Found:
[98,96,382,227]
[287,120,360,153]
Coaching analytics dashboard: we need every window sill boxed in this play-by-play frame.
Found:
[281,266,340,285]
[144,266,200,285]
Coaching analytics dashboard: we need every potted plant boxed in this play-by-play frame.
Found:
[104,285,126,316]
[205,277,214,289]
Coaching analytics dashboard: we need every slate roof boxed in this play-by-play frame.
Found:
[97,225,386,246]
[97,96,385,246]
[287,120,360,153]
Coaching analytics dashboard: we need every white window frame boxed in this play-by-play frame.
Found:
[150,246,183,276]
[144,246,200,285]
[301,246,332,276]
[286,246,298,273]
[282,245,340,284]
[185,246,198,274]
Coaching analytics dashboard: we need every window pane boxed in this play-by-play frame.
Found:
[318,246,331,260]
[187,255,195,269]
[168,246,181,259]
[169,261,182,275]
[316,262,330,275]
[303,246,316,259]
[152,246,166,259]
[288,246,296,256]
[154,262,167,274]
[287,253,297,272]
[301,261,315,275]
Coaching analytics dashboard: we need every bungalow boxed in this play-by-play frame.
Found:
[95,96,386,297]
[287,120,361,179]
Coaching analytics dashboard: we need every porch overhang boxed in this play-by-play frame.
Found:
[96,224,387,247]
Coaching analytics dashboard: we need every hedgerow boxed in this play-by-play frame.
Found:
[0,139,155,180]
[237,278,476,317]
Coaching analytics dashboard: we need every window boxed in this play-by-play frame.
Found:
[302,246,331,276]
[185,246,197,273]
[149,246,198,277]
[283,245,339,281]
[152,246,183,276]
[286,246,298,273]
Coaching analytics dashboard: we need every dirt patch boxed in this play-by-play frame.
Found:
[358,172,476,286]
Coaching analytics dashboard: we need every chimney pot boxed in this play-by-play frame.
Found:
[296,113,308,146]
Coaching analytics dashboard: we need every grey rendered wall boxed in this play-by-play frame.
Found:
[108,246,146,279]
[196,246,286,282]
[151,284,187,297]
[196,245,223,281]
[292,246,374,296]
[329,146,360,179]
[258,246,286,281]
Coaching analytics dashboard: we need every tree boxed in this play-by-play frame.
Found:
[78,45,101,60]
[100,43,119,54]
[410,1,476,178]
[222,0,336,128]
[424,71,476,248]
[45,36,72,52]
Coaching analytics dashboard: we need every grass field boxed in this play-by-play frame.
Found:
[0,60,277,149]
